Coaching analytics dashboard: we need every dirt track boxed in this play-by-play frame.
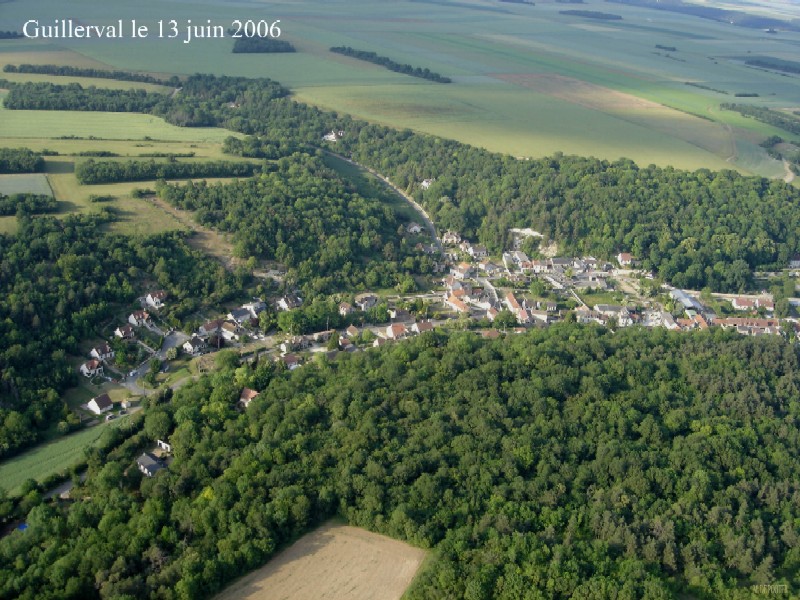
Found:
[213,522,426,600]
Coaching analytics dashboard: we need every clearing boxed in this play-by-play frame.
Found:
[214,521,426,600]
[0,173,52,196]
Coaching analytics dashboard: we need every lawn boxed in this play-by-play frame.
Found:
[0,419,130,496]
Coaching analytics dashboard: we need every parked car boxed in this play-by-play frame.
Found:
[105,414,116,421]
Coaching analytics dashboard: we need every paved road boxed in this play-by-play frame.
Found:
[122,331,190,396]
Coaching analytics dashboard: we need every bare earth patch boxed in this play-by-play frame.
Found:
[214,522,427,600]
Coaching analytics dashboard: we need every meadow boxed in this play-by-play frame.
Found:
[0,173,52,196]
[0,418,129,496]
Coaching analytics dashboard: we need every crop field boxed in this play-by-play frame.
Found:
[0,418,129,496]
[0,173,52,196]
[2,0,800,175]
[213,521,426,600]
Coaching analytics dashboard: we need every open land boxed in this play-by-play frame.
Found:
[213,521,426,600]
[2,0,799,175]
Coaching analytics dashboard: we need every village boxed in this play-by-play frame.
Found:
[71,219,800,430]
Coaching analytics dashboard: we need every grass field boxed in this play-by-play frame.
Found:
[2,0,800,175]
[0,173,52,196]
[0,419,127,496]
[213,521,426,600]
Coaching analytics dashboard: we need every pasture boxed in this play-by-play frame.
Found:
[213,521,426,600]
[2,0,800,175]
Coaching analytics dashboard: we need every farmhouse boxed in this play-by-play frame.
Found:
[128,310,150,327]
[617,252,635,267]
[80,359,103,378]
[88,393,113,415]
[386,323,408,340]
[388,308,413,322]
[451,262,473,280]
[354,293,378,311]
[468,244,488,259]
[412,321,434,334]
[442,231,461,245]
[145,291,168,309]
[199,319,225,337]
[90,343,115,362]
[137,452,165,478]
[220,321,241,341]
[446,295,470,314]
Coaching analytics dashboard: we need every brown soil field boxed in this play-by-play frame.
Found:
[213,522,427,600]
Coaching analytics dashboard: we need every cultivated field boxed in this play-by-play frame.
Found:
[2,0,799,173]
[214,521,426,600]
[0,173,52,196]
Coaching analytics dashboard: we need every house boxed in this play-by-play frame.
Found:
[338,302,354,317]
[145,291,168,309]
[199,319,225,337]
[137,452,165,478]
[128,310,150,327]
[280,353,300,370]
[412,321,435,334]
[478,261,501,275]
[242,300,267,318]
[277,296,302,311]
[227,307,252,324]
[790,254,800,269]
[220,321,241,341]
[420,178,434,190]
[80,359,104,378]
[446,295,470,314]
[528,309,550,324]
[407,222,424,234]
[373,337,387,348]
[322,130,344,142]
[451,262,473,280]
[354,294,378,311]
[485,307,499,321]
[313,329,336,343]
[345,325,360,338]
[87,393,113,415]
[442,231,461,245]
[617,253,635,267]
[386,323,408,340]
[183,336,207,355]
[280,336,310,354]
[114,325,135,339]
[661,312,679,330]
[538,301,558,313]
[731,297,756,311]
[389,308,413,322]
[238,387,259,409]
[157,439,172,453]
[90,343,115,362]
[481,329,501,339]
[468,244,488,259]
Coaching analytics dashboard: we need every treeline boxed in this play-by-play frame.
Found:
[0,31,22,39]
[0,213,249,458]
[330,46,452,83]
[3,82,168,113]
[2,325,799,597]
[721,103,800,136]
[0,193,58,216]
[2,64,178,86]
[559,9,622,20]
[222,135,299,159]
[75,159,261,184]
[746,57,800,75]
[232,38,295,53]
[157,152,431,296]
[0,148,45,173]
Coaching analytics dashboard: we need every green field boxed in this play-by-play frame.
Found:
[0,420,124,496]
[0,0,796,175]
[0,173,52,196]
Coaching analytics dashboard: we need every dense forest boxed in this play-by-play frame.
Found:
[232,38,295,53]
[0,213,249,458]
[221,135,299,159]
[745,57,800,75]
[2,325,799,598]
[3,82,169,113]
[0,148,45,174]
[2,64,177,86]
[157,152,430,296]
[330,47,452,83]
[75,158,261,184]
[6,71,800,290]
[0,193,58,216]
[720,103,800,137]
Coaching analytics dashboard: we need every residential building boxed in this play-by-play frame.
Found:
[88,393,113,415]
